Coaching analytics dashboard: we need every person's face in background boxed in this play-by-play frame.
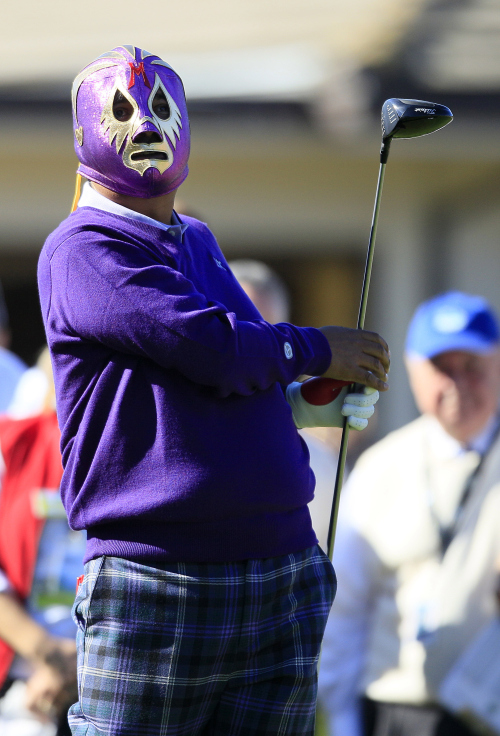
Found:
[406,349,500,443]
[239,282,288,325]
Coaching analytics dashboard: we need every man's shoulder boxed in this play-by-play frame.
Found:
[41,207,164,264]
[41,208,110,259]
[343,416,434,556]
[343,416,429,513]
[178,214,217,243]
[479,424,500,494]
[176,213,209,230]
[357,414,428,467]
[177,214,229,265]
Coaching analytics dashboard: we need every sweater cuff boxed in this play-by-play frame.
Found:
[300,327,332,377]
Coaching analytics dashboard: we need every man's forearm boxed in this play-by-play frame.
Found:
[0,590,48,662]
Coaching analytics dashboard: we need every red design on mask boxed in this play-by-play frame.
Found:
[128,62,151,89]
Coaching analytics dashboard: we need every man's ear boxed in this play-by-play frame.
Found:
[404,352,433,417]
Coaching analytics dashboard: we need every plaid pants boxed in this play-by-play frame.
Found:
[68,546,335,736]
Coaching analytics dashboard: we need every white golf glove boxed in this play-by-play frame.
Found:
[286,378,379,431]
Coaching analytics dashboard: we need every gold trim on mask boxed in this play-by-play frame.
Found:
[122,140,174,176]
[100,81,140,154]
[151,59,175,72]
[72,60,121,129]
[97,50,127,61]
[148,74,183,150]
[121,45,136,59]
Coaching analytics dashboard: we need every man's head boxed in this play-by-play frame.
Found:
[72,45,190,198]
[229,260,290,324]
[405,292,500,443]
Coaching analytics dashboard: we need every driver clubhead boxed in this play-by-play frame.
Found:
[381,98,453,140]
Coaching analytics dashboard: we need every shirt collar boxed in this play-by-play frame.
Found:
[426,412,500,458]
[467,412,500,455]
[78,181,188,243]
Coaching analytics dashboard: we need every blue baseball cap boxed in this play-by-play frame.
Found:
[406,291,500,359]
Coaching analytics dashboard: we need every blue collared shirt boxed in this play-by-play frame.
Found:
[78,181,189,243]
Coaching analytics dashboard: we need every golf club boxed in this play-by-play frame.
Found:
[301,98,453,561]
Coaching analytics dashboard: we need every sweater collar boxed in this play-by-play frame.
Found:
[78,181,188,243]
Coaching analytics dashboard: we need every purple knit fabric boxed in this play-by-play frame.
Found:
[38,208,332,563]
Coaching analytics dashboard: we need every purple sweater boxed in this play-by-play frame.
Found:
[38,207,332,563]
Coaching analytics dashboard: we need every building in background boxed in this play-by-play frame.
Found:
[1,0,500,443]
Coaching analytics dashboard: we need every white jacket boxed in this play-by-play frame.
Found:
[318,414,500,736]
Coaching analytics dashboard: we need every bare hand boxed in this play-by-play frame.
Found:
[25,637,77,722]
[319,326,390,391]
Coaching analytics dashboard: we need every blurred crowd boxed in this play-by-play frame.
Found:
[1,267,500,736]
[0,283,80,736]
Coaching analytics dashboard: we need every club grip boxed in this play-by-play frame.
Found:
[300,377,350,406]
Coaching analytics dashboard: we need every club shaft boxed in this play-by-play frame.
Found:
[327,162,387,560]
[358,163,386,331]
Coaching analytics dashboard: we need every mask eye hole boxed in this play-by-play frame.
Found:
[152,88,170,121]
[112,90,134,122]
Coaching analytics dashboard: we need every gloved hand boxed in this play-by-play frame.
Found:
[340,386,379,430]
[286,377,379,431]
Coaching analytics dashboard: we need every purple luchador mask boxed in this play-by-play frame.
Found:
[72,45,190,198]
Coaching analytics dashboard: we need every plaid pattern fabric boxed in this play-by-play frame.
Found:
[68,546,335,736]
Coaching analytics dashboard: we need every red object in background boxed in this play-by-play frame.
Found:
[300,377,350,406]
[0,413,62,687]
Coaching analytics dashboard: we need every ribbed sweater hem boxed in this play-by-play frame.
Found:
[84,506,317,564]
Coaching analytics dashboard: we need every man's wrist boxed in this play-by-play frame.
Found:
[34,637,76,677]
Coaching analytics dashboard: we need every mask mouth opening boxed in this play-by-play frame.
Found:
[131,151,169,161]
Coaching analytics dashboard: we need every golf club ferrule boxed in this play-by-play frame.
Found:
[380,138,391,164]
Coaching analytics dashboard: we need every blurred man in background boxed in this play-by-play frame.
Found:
[0,279,26,413]
[318,291,500,736]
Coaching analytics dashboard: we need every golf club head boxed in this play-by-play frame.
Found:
[381,98,453,141]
